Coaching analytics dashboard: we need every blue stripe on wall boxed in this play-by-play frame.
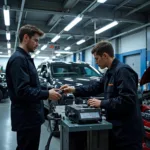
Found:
[73,53,76,62]
[82,50,85,62]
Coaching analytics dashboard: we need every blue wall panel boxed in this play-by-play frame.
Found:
[73,53,76,62]
[82,50,85,61]
[115,49,147,78]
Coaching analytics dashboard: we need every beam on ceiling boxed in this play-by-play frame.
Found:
[83,19,95,28]
[0,29,94,39]
[113,0,131,11]
[63,0,79,9]
[15,11,20,23]
[0,7,146,24]
[87,2,101,12]
[49,17,64,32]
[125,1,150,17]
[14,0,26,50]
[47,14,62,26]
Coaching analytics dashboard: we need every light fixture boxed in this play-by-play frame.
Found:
[97,0,107,3]
[64,46,71,51]
[41,44,47,50]
[0,55,10,58]
[55,51,73,54]
[7,42,11,49]
[3,5,10,26]
[76,39,86,45]
[64,15,83,31]
[37,56,49,59]
[8,50,11,56]
[56,53,61,57]
[6,31,11,40]
[0,52,3,54]
[51,35,61,43]
[8,50,11,54]
[95,21,118,34]
[52,56,56,59]
[31,54,35,58]
[35,50,40,55]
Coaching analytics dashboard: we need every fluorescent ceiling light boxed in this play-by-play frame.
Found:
[95,21,118,34]
[52,56,56,59]
[7,42,11,49]
[31,54,35,58]
[3,5,10,26]
[6,31,10,40]
[37,56,49,59]
[97,0,107,3]
[56,53,61,57]
[35,50,40,55]
[0,55,10,58]
[76,39,86,45]
[0,52,3,54]
[41,44,47,50]
[55,51,73,54]
[51,35,61,43]
[8,50,11,54]
[64,15,83,31]
[64,46,71,51]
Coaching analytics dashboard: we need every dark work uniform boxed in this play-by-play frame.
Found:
[74,58,144,150]
[6,47,49,150]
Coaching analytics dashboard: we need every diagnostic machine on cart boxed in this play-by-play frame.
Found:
[46,102,112,150]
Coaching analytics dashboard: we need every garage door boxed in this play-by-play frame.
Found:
[124,54,141,78]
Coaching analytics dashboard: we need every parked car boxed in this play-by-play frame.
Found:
[37,61,103,136]
[0,73,9,101]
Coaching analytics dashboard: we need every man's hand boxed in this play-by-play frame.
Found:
[60,84,75,93]
[48,89,62,101]
[87,98,101,108]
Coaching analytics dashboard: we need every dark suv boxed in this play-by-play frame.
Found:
[37,61,103,105]
[37,61,103,135]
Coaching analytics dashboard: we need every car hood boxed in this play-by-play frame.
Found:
[140,67,150,86]
[53,76,101,87]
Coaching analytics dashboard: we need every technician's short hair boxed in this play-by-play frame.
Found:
[91,40,114,57]
[19,24,44,43]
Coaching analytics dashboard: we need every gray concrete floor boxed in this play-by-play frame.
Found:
[0,98,60,150]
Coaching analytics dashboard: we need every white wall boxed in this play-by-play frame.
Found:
[34,59,43,68]
[85,48,92,65]
[66,55,73,62]
[111,39,117,54]
[119,29,146,54]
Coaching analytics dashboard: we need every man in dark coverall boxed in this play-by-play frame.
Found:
[60,41,144,150]
[6,25,62,150]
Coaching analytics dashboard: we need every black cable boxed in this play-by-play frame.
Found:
[45,132,54,150]
[45,114,61,150]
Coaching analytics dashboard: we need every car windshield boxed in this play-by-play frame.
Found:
[51,64,101,78]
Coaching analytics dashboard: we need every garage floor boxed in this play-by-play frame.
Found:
[0,98,60,150]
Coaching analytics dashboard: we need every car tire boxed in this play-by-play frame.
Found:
[48,101,60,137]
[0,90,3,102]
